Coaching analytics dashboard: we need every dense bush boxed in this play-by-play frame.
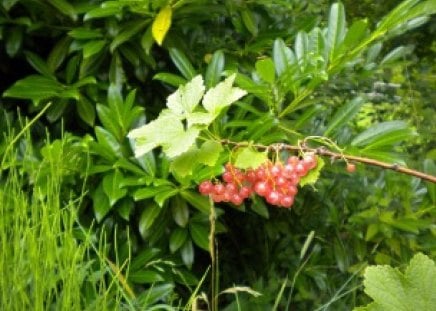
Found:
[1,0,435,309]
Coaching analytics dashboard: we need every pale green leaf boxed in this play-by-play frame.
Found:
[351,121,415,147]
[167,75,205,116]
[186,112,215,127]
[255,57,275,84]
[170,146,199,177]
[300,157,325,187]
[202,74,247,115]
[234,147,268,170]
[355,253,436,311]
[162,126,200,158]
[197,140,223,166]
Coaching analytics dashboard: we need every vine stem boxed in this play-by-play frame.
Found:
[220,139,436,183]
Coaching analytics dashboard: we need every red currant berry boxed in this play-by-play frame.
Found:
[222,171,234,183]
[270,164,282,177]
[199,181,213,195]
[225,183,238,194]
[287,156,299,165]
[347,163,356,173]
[214,183,225,195]
[280,195,294,208]
[282,164,295,178]
[239,186,252,198]
[288,185,298,196]
[266,190,281,205]
[295,163,308,176]
[276,176,287,186]
[231,194,244,205]
[254,181,270,196]
[303,154,317,169]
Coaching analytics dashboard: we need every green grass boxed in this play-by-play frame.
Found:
[0,123,133,310]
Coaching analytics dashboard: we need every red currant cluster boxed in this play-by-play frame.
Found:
[199,154,318,208]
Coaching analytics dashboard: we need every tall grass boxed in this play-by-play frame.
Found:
[0,116,132,310]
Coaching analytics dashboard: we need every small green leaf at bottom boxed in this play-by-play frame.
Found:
[300,157,325,187]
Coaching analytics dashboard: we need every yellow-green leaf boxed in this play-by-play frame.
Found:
[152,5,172,46]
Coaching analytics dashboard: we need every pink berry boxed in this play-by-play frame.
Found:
[266,190,280,205]
[254,181,269,196]
[231,194,244,205]
[214,184,225,195]
[280,195,294,208]
[199,181,213,195]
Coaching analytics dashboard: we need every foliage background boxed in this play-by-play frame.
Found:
[1,0,435,310]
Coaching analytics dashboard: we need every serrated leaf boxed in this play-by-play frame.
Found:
[152,5,172,46]
[186,112,215,127]
[300,157,325,187]
[129,111,200,158]
[234,147,267,170]
[197,140,223,166]
[202,74,247,115]
[167,75,205,115]
[355,253,436,311]
[170,146,199,177]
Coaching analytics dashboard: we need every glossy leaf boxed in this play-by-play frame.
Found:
[102,170,127,206]
[324,97,364,136]
[205,50,225,88]
[327,2,346,59]
[128,270,164,284]
[351,121,415,148]
[189,223,209,251]
[77,96,95,126]
[169,48,196,80]
[171,195,190,227]
[255,58,275,84]
[92,182,111,222]
[180,190,210,214]
[139,202,162,238]
[180,240,194,268]
[169,227,188,253]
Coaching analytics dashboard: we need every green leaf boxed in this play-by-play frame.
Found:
[6,27,22,57]
[205,50,225,88]
[152,5,172,46]
[128,111,200,158]
[300,157,325,187]
[234,147,268,170]
[169,48,196,80]
[197,140,223,166]
[134,186,174,201]
[83,40,107,59]
[241,9,258,37]
[327,2,346,59]
[273,38,294,76]
[47,37,71,72]
[355,253,436,311]
[294,31,308,63]
[169,227,188,253]
[84,5,122,21]
[255,58,275,84]
[102,170,127,206]
[423,159,436,203]
[171,195,190,227]
[110,20,148,52]
[137,283,175,307]
[338,19,368,53]
[155,188,179,207]
[95,126,122,158]
[139,203,162,238]
[130,248,161,271]
[92,182,111,222]
[3,75,69,104]
[49,0,77,20]
[202,74,247,115]
[180,240,194,268]
[189,223,209,251]
[170,146,199,177]
[181,190,210,214]
[324,97,364,136]
[153,72,187,87]
[77,96,95,126]
[68,28,103,39]
[167,75,205,116]
[24,51,54,78]
[128,270,164,284]
[251,197,269,219]
[141,25,154,54]
[351,121,415,148]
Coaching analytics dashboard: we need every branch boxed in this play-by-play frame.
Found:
[220,139,436,183]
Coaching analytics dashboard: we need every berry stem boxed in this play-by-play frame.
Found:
[219,139,436,183]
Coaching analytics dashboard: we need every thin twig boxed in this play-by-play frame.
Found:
[220,139,436,183]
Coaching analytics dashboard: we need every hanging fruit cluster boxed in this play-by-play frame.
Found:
[199,154,318,208]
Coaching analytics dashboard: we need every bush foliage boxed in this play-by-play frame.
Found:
[1,0,435,309]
